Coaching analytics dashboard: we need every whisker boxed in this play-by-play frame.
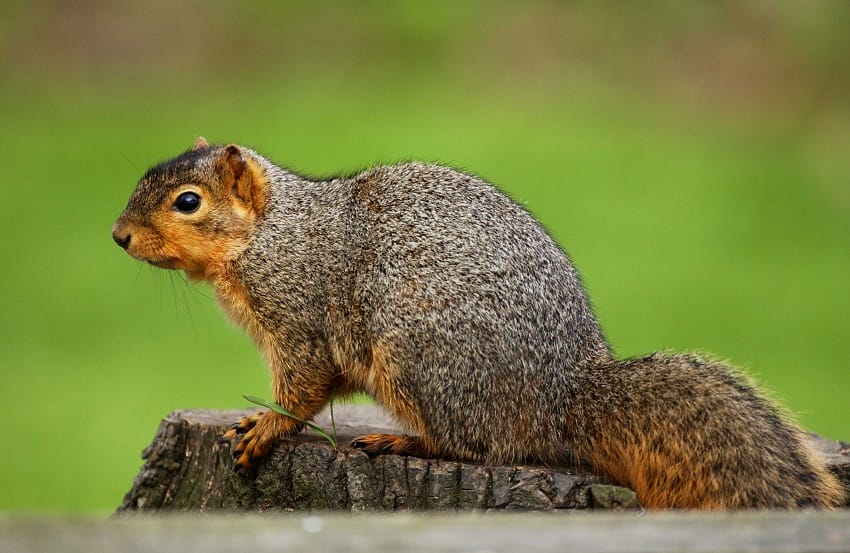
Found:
[176,272,196,331]
[176,272,214,302]
[167,271,181,325]
[153,264,165,318]
[133,262,144,284]
[121,153,142,172]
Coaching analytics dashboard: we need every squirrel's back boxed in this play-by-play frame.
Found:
[333,162,612,463]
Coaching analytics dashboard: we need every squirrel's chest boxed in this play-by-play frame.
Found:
[211,265,328,357]
[212,271,272,351]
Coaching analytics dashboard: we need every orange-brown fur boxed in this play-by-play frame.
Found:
[347,344,425,436]
[351,433,435,458]
[115,141,267,283]
[568,354,847,509]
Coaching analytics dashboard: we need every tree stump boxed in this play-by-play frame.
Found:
[117,405,850,513]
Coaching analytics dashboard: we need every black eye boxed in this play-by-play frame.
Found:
[173,192,201,214]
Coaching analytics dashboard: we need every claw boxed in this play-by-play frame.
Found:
[221,410,302,472]
[236,453,251,468]
[351,433,432,458]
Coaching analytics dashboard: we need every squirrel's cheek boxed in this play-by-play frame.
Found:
[165,243,206,272]
[166,236,238,280]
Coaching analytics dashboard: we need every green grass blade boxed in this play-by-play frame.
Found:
[243,395,337,448]
[329,385,337,444]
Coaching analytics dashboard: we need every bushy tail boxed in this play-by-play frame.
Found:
[572,352,846,509]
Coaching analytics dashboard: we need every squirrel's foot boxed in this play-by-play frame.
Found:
[351,433,432,458]
[220,410,302,471]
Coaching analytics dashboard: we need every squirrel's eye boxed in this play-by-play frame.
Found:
[173,192,201,214]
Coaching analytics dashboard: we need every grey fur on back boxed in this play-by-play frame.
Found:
[224,152,843,508]
[237,158,609,464]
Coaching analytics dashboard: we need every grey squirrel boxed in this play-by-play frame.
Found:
[112,138,845,509]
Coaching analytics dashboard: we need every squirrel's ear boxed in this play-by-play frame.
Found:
[192,136,209,150]
[216,144,264,211]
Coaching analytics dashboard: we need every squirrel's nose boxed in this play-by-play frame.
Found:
[112,226,131,249]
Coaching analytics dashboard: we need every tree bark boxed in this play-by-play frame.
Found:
[117,405,850,513]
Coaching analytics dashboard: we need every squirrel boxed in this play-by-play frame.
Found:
[113,137,845,509]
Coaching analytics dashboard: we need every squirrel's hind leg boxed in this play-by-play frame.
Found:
[351,433,435,458]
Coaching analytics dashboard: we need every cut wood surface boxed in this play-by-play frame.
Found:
[118,405,850,513]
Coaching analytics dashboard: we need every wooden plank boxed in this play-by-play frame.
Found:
[3,511,850,553]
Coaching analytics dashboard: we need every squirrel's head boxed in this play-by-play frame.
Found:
[112,137,269,281]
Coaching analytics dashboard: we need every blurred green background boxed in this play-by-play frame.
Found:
[1,1,848,513]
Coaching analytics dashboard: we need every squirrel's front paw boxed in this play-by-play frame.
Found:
[220,410,302,471]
